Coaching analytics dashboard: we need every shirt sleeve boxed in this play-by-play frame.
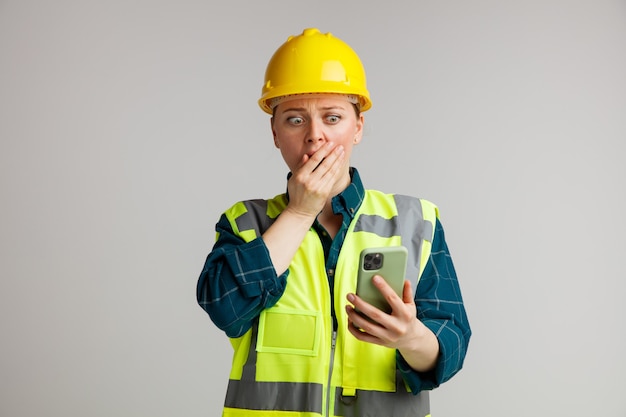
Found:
[397,218,472,394]
[196,213,288,338]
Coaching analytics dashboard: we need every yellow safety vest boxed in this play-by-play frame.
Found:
[220,190,438,417]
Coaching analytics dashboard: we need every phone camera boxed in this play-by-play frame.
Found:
[364,253,383,270]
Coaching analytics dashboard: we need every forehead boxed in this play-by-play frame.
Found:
[276,94,353,112]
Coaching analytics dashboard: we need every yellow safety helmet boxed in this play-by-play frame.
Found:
[258,28,372,114]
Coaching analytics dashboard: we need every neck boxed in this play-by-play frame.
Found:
[318,204,342,239]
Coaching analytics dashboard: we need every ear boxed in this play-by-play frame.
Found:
[270,117,279,148]
[353,114,365,145]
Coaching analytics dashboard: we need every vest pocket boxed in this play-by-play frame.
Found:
[257,308,322,356]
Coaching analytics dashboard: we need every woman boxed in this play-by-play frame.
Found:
[197,28,471,417]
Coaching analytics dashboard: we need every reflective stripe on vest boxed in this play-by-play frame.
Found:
[354,194,434,290]
[334,385,430,417]
[221,191,438,417]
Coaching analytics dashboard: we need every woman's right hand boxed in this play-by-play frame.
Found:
[261,142,345,274]
[284,141,346,219]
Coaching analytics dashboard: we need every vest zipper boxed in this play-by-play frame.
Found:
[325,330,337,417]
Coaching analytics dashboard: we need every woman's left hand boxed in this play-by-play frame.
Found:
[345,276,439,372]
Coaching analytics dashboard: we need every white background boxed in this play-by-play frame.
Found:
[1,1,625,416]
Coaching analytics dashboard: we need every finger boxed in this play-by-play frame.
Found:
[345,304,384,341]
[305,142,336,170]
[402,279,414,304]
[321,145,345,176]
[310,144,345,177]
[371,275,410,314]
[372,274,401,301]
[346,292,387,327]
[346,318,368,339]
[347,320,382,345]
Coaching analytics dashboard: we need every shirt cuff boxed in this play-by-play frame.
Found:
[396,348,440,395]
[226,237,287,301]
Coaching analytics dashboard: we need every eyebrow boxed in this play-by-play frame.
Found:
[280,105,347,114]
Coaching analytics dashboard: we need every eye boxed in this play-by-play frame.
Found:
[287,116,305,126]
[326,115,341,124]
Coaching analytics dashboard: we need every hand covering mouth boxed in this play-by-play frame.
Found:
[312,157,326,171]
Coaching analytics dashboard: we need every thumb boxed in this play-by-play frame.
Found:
[402,280,414,304]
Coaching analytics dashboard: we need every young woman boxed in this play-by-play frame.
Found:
[197,28,471,417]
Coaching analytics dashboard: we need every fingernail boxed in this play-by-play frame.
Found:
[347,293,355,302]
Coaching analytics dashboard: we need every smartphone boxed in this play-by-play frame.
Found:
[355,246,408,314]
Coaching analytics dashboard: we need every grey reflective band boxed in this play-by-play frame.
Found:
[225,379,324,413]
[240,322,259,381]
[354,195,434,286]
[334,387,430,417]
[235,199,273,236]
[352,213,398,238]
[394,194,433,286]
[225,381,428,417]
[334,368,430,417]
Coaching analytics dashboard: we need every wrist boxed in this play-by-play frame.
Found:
[283,204,319,223]
[398,320,439,372]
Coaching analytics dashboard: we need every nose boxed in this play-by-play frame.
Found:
[306,118,325,143]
